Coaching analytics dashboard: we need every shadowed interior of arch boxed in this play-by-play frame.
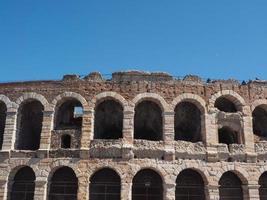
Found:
[253,106,267,141]
[94,99,123,139]
[259,172,267,200]
[134,100,163,141]
[132,169,163,200]
[175,169,205,200]
[219,171,243,200]
[0,101,7,150]
[89,168,121,200]
[16,99,44,150]
[49,167,78,200]
[55,98,83,130]
[175,102,201,142]
[9,166,36,200]
[215,97,238,112]
[218,127,238,145]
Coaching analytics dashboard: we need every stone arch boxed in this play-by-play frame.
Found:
[0,95,17,111]
[251,100,267,140]
[8,165,36,182]
[174,165,210,186]
[259,171,267,200]
[92,91,128,110]
[48,166,78,200]
[132,168,163,200]
[89,167,121,200]
[131,93,170,112]
[47,164,79,183]
[15,97,44,150]
[217,167,249,185]
[171,93,207,114]
[93,92,125,139]
[16,92,50,111]
[51,92,88,130]
[133,93,166,141]
[8,165,36,200]
[175,168,206,200]
[88,165,124,182]
[251,99,267,112]
[51,92,89,111]
[209,90,247,114]
[131,166,166,184]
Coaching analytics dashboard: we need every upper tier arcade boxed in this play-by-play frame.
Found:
[0,70,267,162]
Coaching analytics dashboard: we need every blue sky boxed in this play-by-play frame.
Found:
[0,0,267,82]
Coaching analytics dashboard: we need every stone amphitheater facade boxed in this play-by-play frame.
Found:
[1,71,267,200]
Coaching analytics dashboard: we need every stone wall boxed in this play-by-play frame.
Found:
[0,71,267,199]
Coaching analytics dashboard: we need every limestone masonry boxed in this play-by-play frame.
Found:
[1,71,267,199]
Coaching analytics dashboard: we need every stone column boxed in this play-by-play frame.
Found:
[121,182,132,200]
[80,110,92,148]
[0,180,7,200]
[80,110,92,158]
[39,111,53,150]
[246,184,260,200]
[77,179,88,200]
[2,111,16,150]
[163,112,175,161]
[122,106,134,159]
[243,115,257,162]
[205,112,219,162]
[164,183,175,200]
[34,180,47,200]
[206,185,220,200]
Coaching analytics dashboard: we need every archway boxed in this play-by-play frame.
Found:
[219,171,243,200]
[89,168,121,200]
[132,169,163,200]
[9,166,35,200]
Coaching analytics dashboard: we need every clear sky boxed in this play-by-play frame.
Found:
[1,0,267,82]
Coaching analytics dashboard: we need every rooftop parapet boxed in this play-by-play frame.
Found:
[112,71,173,82]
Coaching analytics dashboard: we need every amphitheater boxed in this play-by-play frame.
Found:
[1,71,267,200]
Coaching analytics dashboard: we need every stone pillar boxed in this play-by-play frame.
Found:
[121,182,132,200]
[77,179,88,200]
[163,112,175,161]
[246,184,260,200]
[206,185,220,200]
[80,110,92,149]
[122,106,134,159]
[39,111,53,150]
[34,180,47,200]
[2,111,16,150]
[243,115,257,162]
[164,183,175,200]
[205,112,219,162]
[0,180,7,200]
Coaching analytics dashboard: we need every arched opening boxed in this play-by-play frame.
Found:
[61,134,71,149]
[55,98,83,130]
[0,101,7,149]
[16,100,44,150]
[215,97,237,112]
[259,172,267,200]
[218,127,239,145]
[48,167,78,200]
[132,169,163,200]
[175,169,205,200]
[219,171,243,200]
[9,166,35,200]
[174,102,201,142]
[253,106,267,140]
[89,168,121,200]
[94,99,123,139]
[134,101,163,141]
